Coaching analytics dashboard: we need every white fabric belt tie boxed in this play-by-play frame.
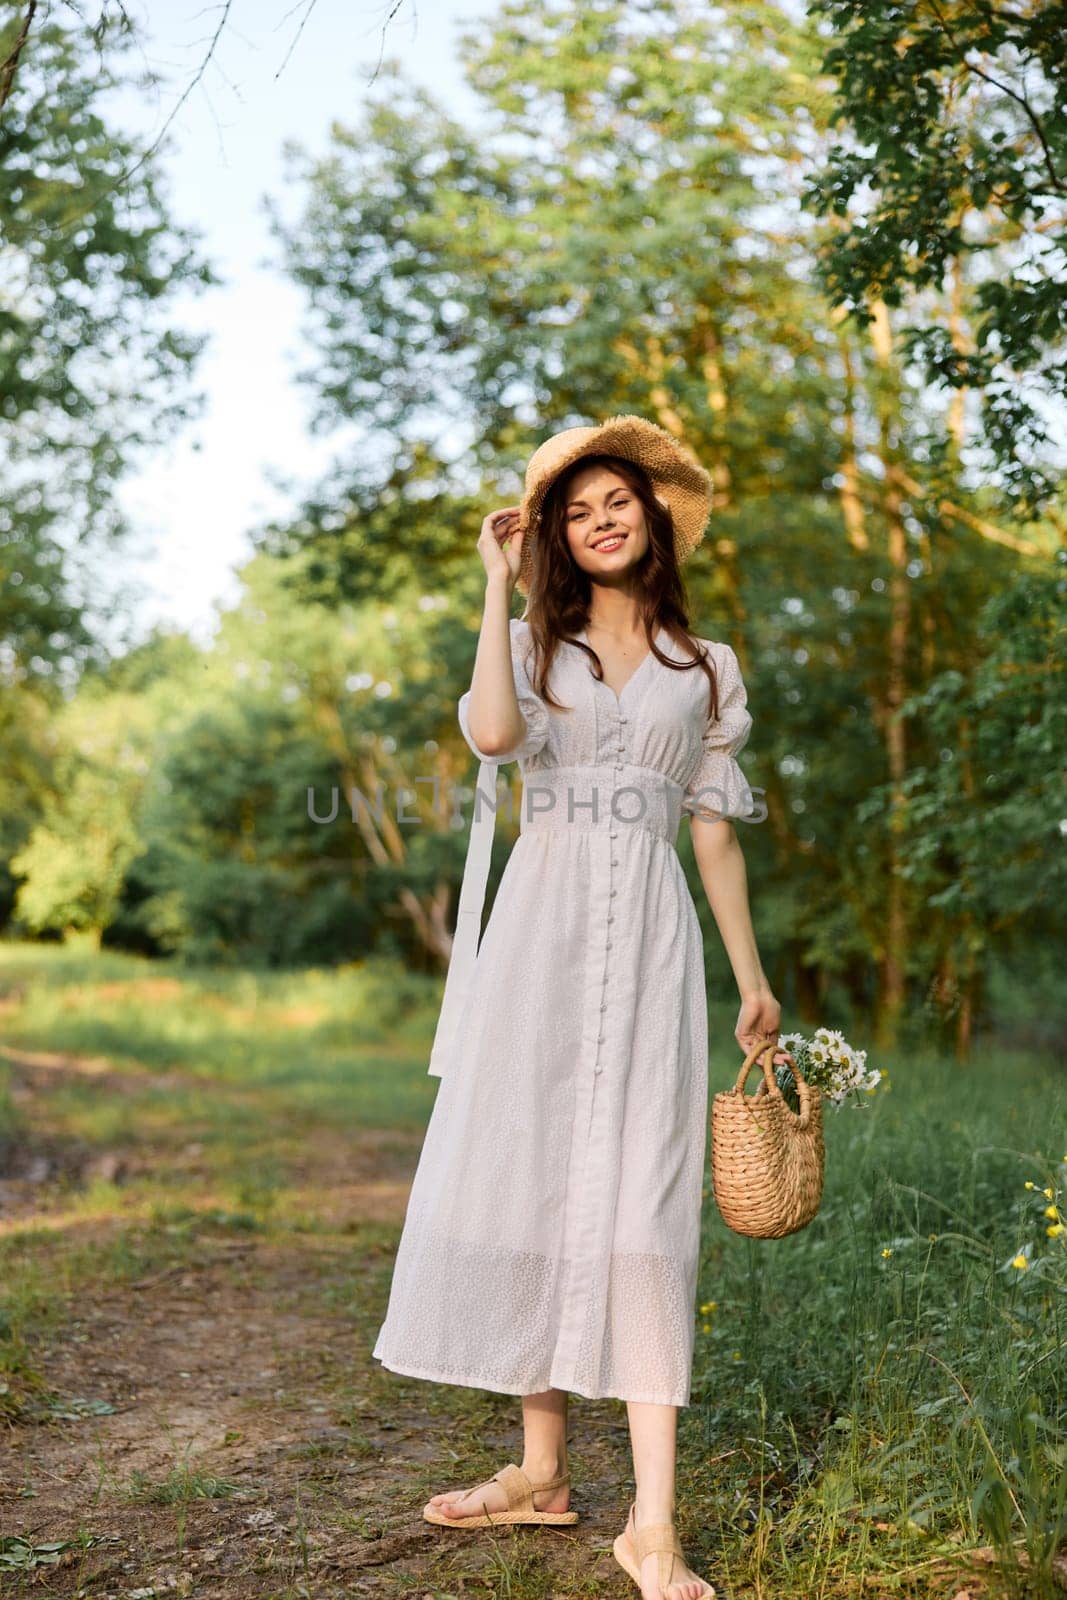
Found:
[518,766,684,842]
[427,761,499,1080]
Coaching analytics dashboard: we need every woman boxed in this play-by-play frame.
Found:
[372,415,783,1600]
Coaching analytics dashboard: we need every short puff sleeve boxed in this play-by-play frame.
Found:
[457,617,550,765]
[681,642,756,823]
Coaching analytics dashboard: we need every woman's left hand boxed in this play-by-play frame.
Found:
[735,988,782,1055]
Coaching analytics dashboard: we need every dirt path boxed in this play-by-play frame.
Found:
[0,1047,647,1599]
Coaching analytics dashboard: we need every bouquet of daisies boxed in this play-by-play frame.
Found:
[773,1027,882,1114]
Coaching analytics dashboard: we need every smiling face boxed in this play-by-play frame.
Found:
[562,463,651,587]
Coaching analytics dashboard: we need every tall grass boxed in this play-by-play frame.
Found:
[691,1039,1066,1597]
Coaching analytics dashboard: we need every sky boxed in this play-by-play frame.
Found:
[105,0,503,649]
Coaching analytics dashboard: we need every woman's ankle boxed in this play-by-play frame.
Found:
[634,1494,676,1525]
[520,1450,568,1482]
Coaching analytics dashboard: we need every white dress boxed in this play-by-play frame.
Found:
[371,617,756,1406]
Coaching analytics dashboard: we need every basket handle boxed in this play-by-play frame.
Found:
[733,1035,815,1130]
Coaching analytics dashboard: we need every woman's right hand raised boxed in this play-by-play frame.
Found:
[477,506,527,589]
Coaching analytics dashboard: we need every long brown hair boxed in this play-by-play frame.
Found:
[520,452,720,718]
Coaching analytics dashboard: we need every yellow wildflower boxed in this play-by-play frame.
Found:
[1047,1223,1065,1239]
[1043,1187,1054,1199]
[928,1234,938,1242]
[701,1322,711,1333]
[1024,1181,1036,1190]
[699,1301,717,1314]
[1011,1254,1029,1270]
[881,1247,893,1258]
[1045,1205,1060,1221]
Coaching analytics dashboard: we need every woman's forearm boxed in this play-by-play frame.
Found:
[691,821,770,997]
[465,574,526,757]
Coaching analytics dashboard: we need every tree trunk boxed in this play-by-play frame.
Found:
[312,692,462,967]
[832,310,869,552]
[792,942,822,1025]
[955,913,982,1063]
[946,253,970,459]
[868,299,911,1050]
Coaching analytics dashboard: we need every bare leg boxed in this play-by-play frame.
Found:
[621,1401,714,1598]
[425,1387,571,1519]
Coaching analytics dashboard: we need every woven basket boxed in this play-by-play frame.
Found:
[711,1036,825,1239]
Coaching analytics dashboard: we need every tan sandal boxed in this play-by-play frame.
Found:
[422,1461,579,1527]
[613,1499,715,1596]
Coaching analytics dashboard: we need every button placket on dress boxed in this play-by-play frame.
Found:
[605,707,628,1032]
[601,703,624,1066]
[550,679,631,1389]
[601,695,629,1074]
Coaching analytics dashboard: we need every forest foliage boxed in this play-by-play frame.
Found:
[1,0,1064,1058]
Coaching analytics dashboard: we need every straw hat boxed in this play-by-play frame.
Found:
[514,413,714,597]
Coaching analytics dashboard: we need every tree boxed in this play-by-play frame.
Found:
[0,8,214,682]
[857,558,1067,1058]
[89,553,485,969]
[805,0,1067,517]
[9,690,149,945]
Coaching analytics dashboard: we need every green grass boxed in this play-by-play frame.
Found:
[687,1044,1067,1597]
[0,938,443,1130]
[0,939,1064,1598]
